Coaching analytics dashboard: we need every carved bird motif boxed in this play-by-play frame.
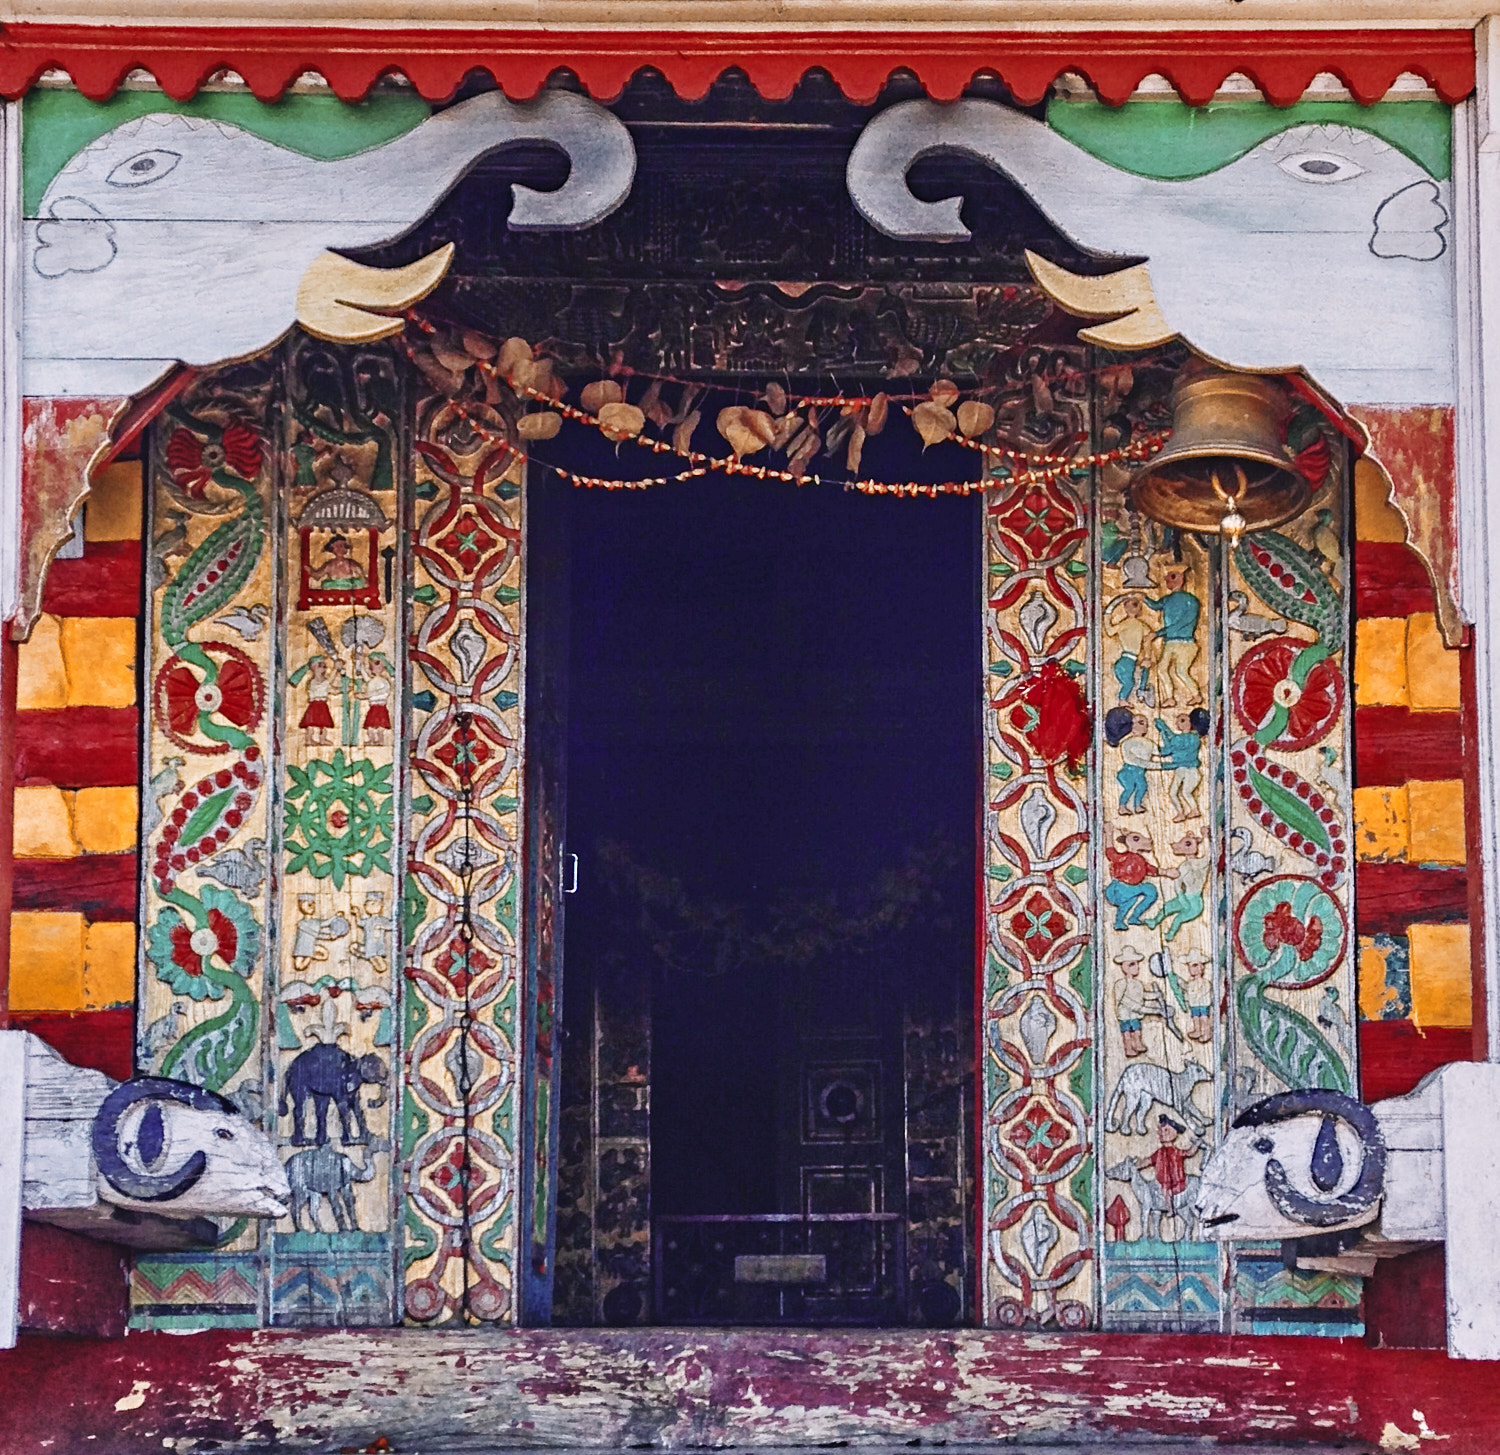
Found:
[1227,827,1279,883]
[195,838,267,894]
[138,1002,186,1070]
[1226,590,1288,641]
[214,603,269,642]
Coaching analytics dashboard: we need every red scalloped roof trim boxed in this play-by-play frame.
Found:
[0,25,1475,106]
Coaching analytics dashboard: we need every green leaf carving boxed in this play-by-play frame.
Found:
[1237,976,1349,1094]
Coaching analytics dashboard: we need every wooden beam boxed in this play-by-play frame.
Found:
[1,1325,1500,1450]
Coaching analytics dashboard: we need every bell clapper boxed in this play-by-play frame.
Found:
[1211,465,1250,547]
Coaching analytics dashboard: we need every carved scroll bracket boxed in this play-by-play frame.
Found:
[1345,404,1464,649]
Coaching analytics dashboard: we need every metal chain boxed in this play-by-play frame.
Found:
[453,708,479,1322]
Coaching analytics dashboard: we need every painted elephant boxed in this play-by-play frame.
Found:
[280,1043,388,1148]
[847,99,1453,409]
[25,89,637,399]
[284,1137,386,1233]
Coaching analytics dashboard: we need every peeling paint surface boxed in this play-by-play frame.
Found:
[0,1328,1495,1452]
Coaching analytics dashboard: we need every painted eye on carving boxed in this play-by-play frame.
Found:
[106,149,181,188]
[1253,1136,1275,1154]
[215,1128,235,1141]
[1277,151,1367,185]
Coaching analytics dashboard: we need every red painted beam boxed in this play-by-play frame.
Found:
[11,855,137,920]
[1354,706,1464,787]
[1356,862,1468,935]
[10,1008,134,1080]
[1365,1246,1447,1352]
[40,540,142,620]
[14,707,137,788]
[1359,1019,1472,1103]
[0,1326,1499,1451]
[1354,540,1442,622]
[16,1223,127,1341]
[0,25,1475,106]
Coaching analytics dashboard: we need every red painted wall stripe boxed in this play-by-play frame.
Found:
[1359,1019,1472,1103]
[11,856,137,920]
[40,541,142,620]
[8,1008,134,1081]
[1354,541,1444,622]
[1354,706,1464,787]
[14,707,138,788]
[0,25,1475,105]
[1356,862,1468,935]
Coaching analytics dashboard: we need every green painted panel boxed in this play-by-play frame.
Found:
[1047,99,1451,182]
[22,89,430,215]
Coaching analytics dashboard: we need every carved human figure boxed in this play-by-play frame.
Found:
[1104,828,1174,930]
[1154,831,1209,942]
[360,652,392,747]
[1181,947,1215,1044]
[352,890,390,976]
[1106,594,1153,705]
[293,655,340,747]
[1103,707,1155,816]
[1155,709,1209,822]
[1137,1115,1199,1210]
[291,894,349,973]
[1145,566,1202,708]
[1113,945,1167,1059]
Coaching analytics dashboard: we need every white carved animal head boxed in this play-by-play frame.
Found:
[1196,1088,1386,1241]
[25,90,637,398]
[92,1077,290,1219]
[846,100,1453,407]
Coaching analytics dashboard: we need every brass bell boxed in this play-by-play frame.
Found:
[1129,364,1311,544]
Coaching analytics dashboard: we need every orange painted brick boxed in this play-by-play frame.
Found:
[1354,617,1409,707]
[1354,458,1409,544]
[9,911,86,1012]
[1409,922,1473,1029]
[59,617,135,708]
[1353,784,1408,863]
[68,787,138,855]
[1406,612,1461,711]
[1407,779,1467,866]
[12,785,77,859]
[82,921,136,1008]
[16,613,67,711]
[83,461,143,543]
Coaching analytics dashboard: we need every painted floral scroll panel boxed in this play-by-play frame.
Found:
[135,361,279,1327]
[980,348,1097,1330]
[1221,435,1360,1336]
[402,393,526,1325]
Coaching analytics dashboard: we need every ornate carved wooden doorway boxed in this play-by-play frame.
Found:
[545,434,980,1328]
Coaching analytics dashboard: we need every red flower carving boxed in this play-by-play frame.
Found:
[1010,891,1067,956]
[1008,1101,1069,1169]
[1009,660,1091,769]
[437,513,497,571]
[1262,900,1324,963]
[1234,638,1343,752]
[165,424,262,497]
[434,936,495,995]
[997,488,1070,550]
[168,907,238,978]
[160,654,260,737]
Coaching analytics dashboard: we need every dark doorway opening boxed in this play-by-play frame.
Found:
[547,403,980,1327]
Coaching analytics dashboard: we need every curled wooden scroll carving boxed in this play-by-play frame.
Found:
[1345,404,1463,648]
